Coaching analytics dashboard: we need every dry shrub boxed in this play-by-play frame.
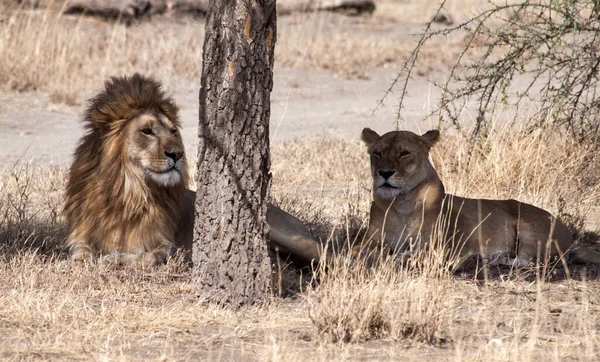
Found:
[0,164,67,255]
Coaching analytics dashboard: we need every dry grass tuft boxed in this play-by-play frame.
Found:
[306,250,449,345]
[306,255,394,343]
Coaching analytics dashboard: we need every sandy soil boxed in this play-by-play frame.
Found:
[0,67,440,171]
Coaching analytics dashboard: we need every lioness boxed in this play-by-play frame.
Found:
[361,128,600,267]
[64,73,322,266]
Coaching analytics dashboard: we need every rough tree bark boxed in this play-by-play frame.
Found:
[193,0,277,306]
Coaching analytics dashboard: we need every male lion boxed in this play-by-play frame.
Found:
[64,73,322,266]
[360,128,600,268]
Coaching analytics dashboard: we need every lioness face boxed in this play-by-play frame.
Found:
[362,128,439,199]
[127,112,186,187]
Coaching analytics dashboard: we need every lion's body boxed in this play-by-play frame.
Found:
[361,128,600,267]
[64,74,189,266]
[65,74,323,266]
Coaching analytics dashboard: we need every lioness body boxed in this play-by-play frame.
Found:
[64,74,322,266]
[362,128,600,266]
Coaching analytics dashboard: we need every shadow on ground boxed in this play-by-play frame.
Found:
[0,219,68,259]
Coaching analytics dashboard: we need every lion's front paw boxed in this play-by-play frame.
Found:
[70,246,94,262]
[486,254,530,268]
[101,251,124,266]
[101,251,164,268]
[103,252,144,267]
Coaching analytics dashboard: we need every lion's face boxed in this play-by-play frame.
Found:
[126,112,186,188]
[361,128,439,200]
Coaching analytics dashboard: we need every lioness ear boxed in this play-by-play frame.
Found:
[420,130,440,148]
[361,128,380,147]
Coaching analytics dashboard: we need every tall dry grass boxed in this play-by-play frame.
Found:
[306,244,450,345]
[0,165,66,255]
[0,6,204,103]
[431,125,600,233]
[0,4,468,102]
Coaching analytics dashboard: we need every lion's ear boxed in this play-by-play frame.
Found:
[420,130,440,148]
[361,128,380,147]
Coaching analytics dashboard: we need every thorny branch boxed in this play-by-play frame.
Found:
[379,0,600,141]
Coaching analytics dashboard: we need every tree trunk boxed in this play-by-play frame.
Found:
[193,0,277,306]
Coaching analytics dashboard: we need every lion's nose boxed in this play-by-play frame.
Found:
[378,170,395,179]
[165,151,183,162]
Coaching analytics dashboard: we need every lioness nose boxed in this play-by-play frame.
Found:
[378,170,395,179]
[165,151,183,162]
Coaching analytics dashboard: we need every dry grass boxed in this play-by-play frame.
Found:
[1,124,600,360]
[432,124,600,232]
[276,12,412,78]
[0,9,204,101]
[307,247,450,345]
[0,165,65,254]
[0,3,474,101]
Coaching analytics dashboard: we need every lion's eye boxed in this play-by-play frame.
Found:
[400,150,410,158]
[171,129,177,135]
[141,128,153,135]
[373,151,381,158]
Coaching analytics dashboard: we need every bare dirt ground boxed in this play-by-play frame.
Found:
[0,67,438,170]
[1,1,600,361]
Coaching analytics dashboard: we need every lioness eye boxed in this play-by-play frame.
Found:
[141,128,153,135]
[171,129,177,135]
[373,151,381,158]
[400,150,410,158]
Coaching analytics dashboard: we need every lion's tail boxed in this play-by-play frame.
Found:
[267,204,327,263]
[572,246,600,264]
